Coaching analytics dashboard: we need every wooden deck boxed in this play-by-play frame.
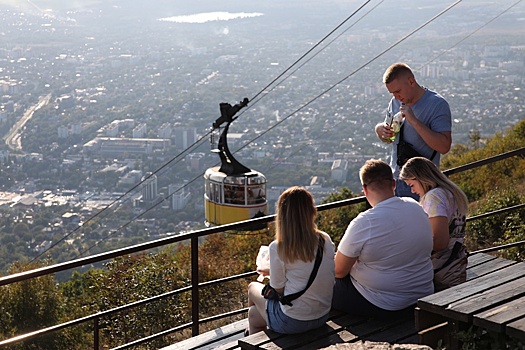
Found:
[416,253,525,348]
[162,253,525,350]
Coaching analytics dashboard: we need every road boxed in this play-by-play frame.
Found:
[4,93,52,152]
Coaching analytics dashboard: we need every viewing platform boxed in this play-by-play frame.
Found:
[162,252,525,350]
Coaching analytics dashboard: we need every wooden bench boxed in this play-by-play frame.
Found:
[239,253,523,350]
[238,308,418,350]
[163,253,523,350]
[416,253,525,348]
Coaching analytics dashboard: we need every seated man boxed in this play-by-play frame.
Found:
[332,159,434,317]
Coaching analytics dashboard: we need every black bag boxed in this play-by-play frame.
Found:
[396,124,437,167]
[261,237,324,306]
[261,283,281,301]
[397,140,423,167]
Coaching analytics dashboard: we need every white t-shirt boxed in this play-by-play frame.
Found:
[269,231,335,321]
[421,187,466,249]
[337,196,434,310]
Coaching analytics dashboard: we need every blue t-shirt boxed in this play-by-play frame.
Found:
[388,88,452,177]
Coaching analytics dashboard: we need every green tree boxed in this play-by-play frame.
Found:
[0,261,73,350]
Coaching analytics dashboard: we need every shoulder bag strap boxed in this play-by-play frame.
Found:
[398,123,437,161]
[279,236,324,306]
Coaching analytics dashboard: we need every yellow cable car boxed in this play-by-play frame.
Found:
[204,98,268,228]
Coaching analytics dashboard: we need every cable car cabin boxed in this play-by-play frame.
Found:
[204,167,268,229]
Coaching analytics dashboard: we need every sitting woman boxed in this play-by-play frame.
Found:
[400,157,469,291]
[246,186,335,335]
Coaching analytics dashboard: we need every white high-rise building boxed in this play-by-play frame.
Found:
[141,172,158,203]
[133,123,147,138]
[169,184,191,211]
[173,126,197,150]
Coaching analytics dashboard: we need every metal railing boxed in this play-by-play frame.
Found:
[1,147,524,349]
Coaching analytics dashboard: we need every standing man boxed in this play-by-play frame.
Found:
[375,62,452,199]
[332,159,434,317]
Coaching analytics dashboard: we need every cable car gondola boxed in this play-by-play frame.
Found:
[204,98,268,229]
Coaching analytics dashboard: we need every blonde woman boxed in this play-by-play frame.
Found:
[246,187,335,335]
[400,157,469,291]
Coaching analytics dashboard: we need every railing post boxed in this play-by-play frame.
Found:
[94,317,99,350]
[191,236,199,336]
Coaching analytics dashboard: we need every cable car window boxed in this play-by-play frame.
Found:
[247,177,265,185]
[224,184,245,205]
[247,185,266,204]
[213,183,222,203]
[206,182,221,203]
[205,181,212,199]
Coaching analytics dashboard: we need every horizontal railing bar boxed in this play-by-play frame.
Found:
[199,307,250,324]
[0,286,191,346]
[443,147,525,176]
[111,308,250,350]
[471,240,525,255]
[0,271,257,346]
[0,311,96,346]
[200,271,258,288]
[0,217,274,287]
[466,203,525,222]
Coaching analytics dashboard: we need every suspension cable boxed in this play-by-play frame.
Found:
[41,0,474,259]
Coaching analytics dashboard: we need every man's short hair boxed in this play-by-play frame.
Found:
[359,159,393,189]
[383,62,414,84]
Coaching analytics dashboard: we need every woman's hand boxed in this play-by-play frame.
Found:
[256,268,270,277]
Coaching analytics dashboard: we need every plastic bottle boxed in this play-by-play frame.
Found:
[386,110,404,142]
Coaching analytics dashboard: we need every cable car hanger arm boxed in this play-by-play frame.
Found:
[212,97,249,129]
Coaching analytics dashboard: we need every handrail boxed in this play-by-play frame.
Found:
[1,148,524,349]
[443,147,525,176]
[0,217,274,287]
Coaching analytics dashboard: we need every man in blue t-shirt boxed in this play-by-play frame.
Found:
[375,62,452,199]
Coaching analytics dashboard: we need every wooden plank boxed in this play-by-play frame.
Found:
[345,315,413,340]
[467,257,517,281]
[473,295,525,333]
[293,328,360,350]
[418,321,448,349]
[417,262,525,315]
[444,276,525,323]
[201,336,243,350]
[161,319,247,350]
[255,314,366,350]
[466,253,497,269]
[507,317,525,342]
[213,341,242,350]
[293,315,414,350]
[363,317,417,343]
[239,329,285,350]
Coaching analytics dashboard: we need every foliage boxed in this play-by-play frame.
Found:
[443,118,525,202]
[441,118,525,257]
[466,188,525,260]
[317,187,367,245]
[0,260,76,350]
[455,326,524,350]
